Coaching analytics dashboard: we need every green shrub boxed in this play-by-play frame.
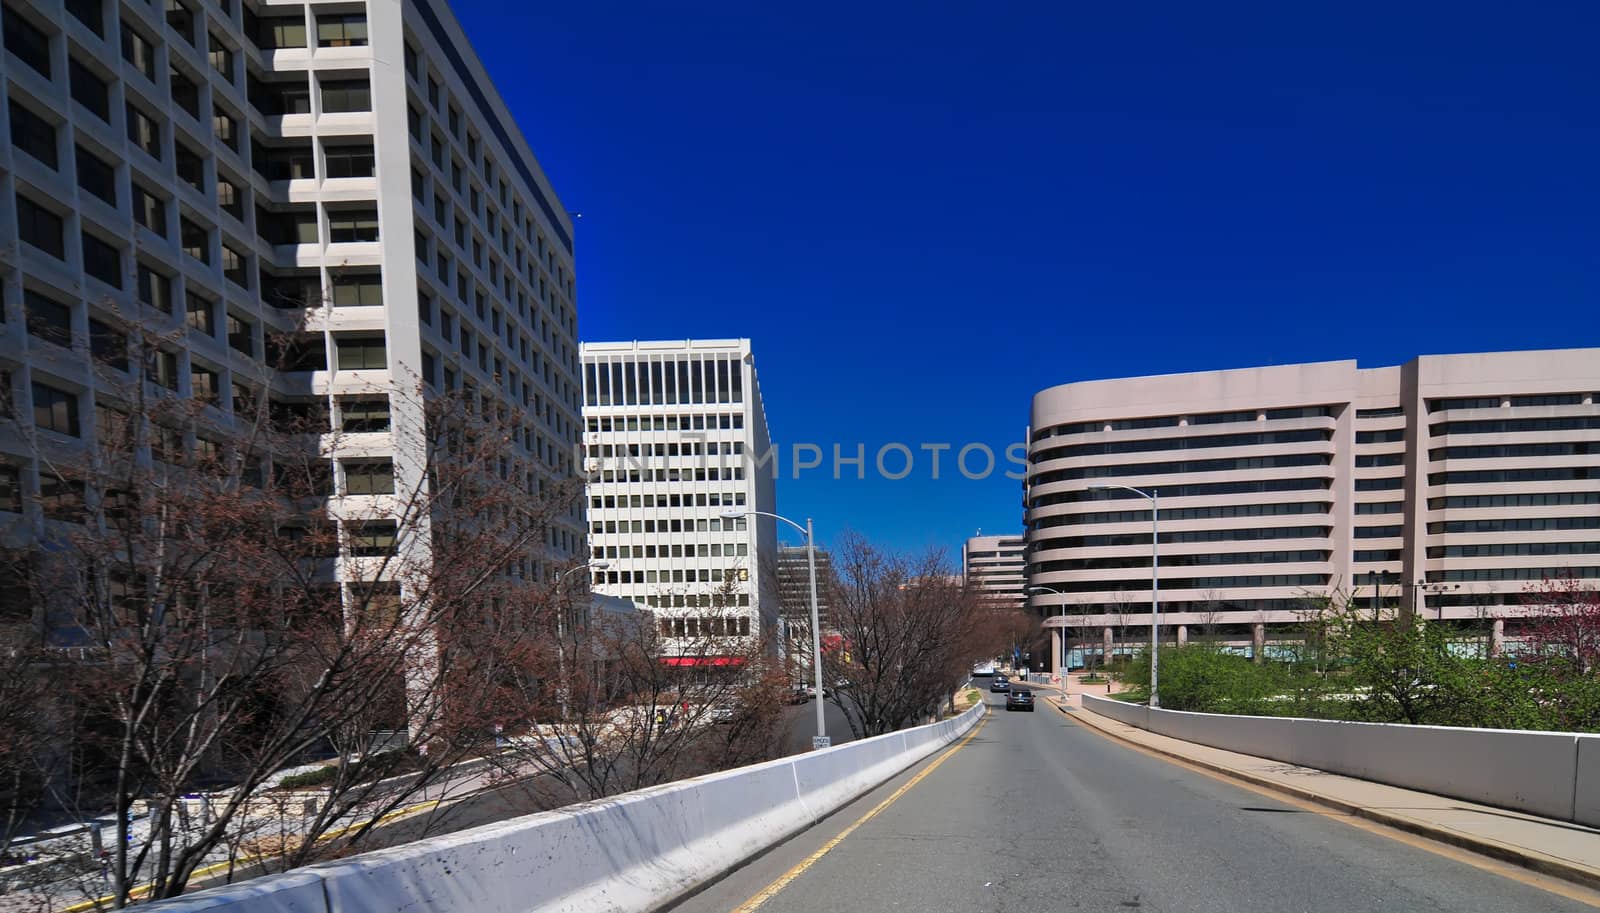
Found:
[1117,646,1293,715]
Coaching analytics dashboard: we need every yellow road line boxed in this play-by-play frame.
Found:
[1058,703,1600,909]
[729,713,989,913]
[60,799,442,912]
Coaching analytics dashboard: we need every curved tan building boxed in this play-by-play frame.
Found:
[1025,349,1600,669]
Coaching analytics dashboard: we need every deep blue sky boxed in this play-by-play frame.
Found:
[451,1,1600,561]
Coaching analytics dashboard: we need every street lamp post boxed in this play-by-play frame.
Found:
[723,509,827,747]
[554,561,609,720]
[1086,484,1160,708]
[1027,584,1070,685]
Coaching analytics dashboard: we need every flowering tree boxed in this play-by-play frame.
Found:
[1518,574,1600,674]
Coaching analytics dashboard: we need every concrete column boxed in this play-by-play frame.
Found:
[1103,626,1113,667]
[1491,618,1505,657]
[1050,627,1062,677]
[1252,622,1265,663]
[1177,625,1188,646]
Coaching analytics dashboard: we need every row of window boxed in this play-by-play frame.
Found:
[1427,542,1600,559]
[587,441,746,459]
[1029,477,1331,509]
[657,616,753,637]
[1026,574,1331,594]
[1427,566,1600,583]
[599,566,750,586]
[1027,501,1331,531]
[1429,492,1600,509]
[1430,417,1600,436]
[589,491,748,510]
[1428,394,1591,412]
[590,517,751,535]
[17,187,251,287]
[1430,442,1595,461]
[1031,429,1331,464]
[591,541,752,560]
[1428,517,1600,534]
[583,357,747,408]
[1033,550,1328,574]
[1030,407,1338,442]
[1429,467,1597,486]
[590,467,748,484]
[1029,525,1332,553]
[1031,452,1330,486]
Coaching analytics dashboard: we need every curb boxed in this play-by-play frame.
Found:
[1052,698,1600,893]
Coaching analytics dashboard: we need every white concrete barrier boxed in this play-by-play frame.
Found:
[150,702,985,913]
[1080,694,1600,825]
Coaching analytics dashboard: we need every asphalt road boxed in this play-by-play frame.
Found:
[780,697,854,755]
[673,692,1598,913]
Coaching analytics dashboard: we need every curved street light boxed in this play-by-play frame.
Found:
[1086,484,1160,708]
[550,560,609,720]
[722,510,827,747]
[1027,584,1070,680]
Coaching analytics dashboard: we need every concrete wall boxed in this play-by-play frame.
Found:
[1081,695,1600,825]
[149,702,985,913]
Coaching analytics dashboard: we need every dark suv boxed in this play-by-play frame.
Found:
[1006,688,1034,711]
[989,676,1010,693]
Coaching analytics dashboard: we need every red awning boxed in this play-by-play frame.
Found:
[661,656,747,667]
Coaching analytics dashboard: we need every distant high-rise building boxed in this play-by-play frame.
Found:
[580,339,779,661]
[776,544,832,673]
[1025,348,1600,671]
[963,535,1025,610]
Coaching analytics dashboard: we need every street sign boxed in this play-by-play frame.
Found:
[812,736,832,750]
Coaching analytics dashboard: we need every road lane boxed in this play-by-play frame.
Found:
[675,692,1598,913]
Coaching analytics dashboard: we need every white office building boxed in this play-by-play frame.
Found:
[962,534,1025,611]
[0,0,585,599]
[581,339,779,662]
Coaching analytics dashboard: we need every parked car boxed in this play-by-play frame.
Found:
[708,702,736,723]
[990,676,1010,693]
[787,685,810,704]
[1006,688,1035,711]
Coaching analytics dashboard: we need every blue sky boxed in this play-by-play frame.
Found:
[450,1,1600,560]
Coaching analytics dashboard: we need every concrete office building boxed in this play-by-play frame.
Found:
[962,534,1025,611]
[1025,349,1600,671]
[581,339,779,662]
[0,0,585,601]
[776,543,831,673]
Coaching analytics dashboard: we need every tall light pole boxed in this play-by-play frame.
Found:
[1086,484,1160,708]
[723,509,827,747]
[553,560,609,720]
[1027,584,1070,683]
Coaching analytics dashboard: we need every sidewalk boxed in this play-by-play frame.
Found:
[1052,694,1600,890]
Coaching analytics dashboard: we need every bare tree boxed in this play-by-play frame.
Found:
[822,533,992,738]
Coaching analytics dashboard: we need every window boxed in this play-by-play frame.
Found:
[133,184,166,236]
[226,312,254,355]
[38,474,85,522]
[185,292,215,335]
[207,33,232,80]
[408,104,422,140]
[10,98,57,168]
[319,76,369,113]
[216,176,244,219]
[166,0,196,45]
[332,272,382,306]
[126,103,162,160]
[248,72,311,115]
[25,290,71,347]
[213,106,239,151]
[250,139,314,180]
[175,141,204,190]
[0,464,19,515]
[69,59,110,120]
[340,397,389,432]
[89,318,127,370]
[316,13,366,47]
[82,232,121,287]
[327,209,378,243]
[343,461,393,495]
[447,104,460,137]
[65,0,100,35]
[418,292,432,325]
[16,194,64,259]
[72,148,117,209]
[169,66,200,118]
[335,337,386,370]
[347,521,396,557]
[181,217,209,262]
[148,348,178,390]
[427,76,440,109]
[121,23,157,81]
[222,243,247,287]
[404,42,418,77]
[137,263,172,312]
[4,7,50,76]
[32,382,79,436]
[256,14,305,49]
[323,142,374,178]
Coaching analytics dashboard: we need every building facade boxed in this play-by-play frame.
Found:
[1025,349,1600,670]
[0,0,585,612]
[962,534,1025,610]
[580,339,779,661]
[776,543,831,674]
